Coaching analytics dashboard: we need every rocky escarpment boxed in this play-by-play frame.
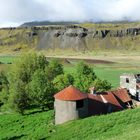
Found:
[1,25,140,52]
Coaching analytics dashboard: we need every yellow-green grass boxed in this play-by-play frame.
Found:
[79,22,140,30]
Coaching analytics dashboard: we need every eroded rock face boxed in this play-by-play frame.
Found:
[1,25,140,51]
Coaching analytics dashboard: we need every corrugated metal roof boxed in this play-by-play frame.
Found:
[88,92,123,109]
[88,94,107,115]
[112,88,131,103]
[54,85,87,101]
[88,94,102,101]
[101,92,123,109]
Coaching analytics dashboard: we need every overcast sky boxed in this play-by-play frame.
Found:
[0,0,140,27]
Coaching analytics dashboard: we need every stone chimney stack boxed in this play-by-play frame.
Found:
[89,87,96,94]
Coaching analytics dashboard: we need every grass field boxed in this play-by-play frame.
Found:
[64,63,140,88]
[0,110,54,140]
[1,55,140,88]
[1,107,140,140]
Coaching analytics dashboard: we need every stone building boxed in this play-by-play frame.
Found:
[120,74,140,100]
[54,85,132,125]
[54,85,88,125]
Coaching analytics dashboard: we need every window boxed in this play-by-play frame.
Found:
[126,78,129,83]
[76,100,84,109]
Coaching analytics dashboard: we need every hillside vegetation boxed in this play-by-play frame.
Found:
[0,107,140,140]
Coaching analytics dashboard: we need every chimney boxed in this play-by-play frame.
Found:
[89,87,96,94]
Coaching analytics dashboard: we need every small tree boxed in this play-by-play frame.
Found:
[53,73,74,91]
[9,80,30,114]
[46,59,63,80]
[7,53,49,114]
[74,61,97,92]
[0,71,9,92]
[29,69,54,110]
[0,72,9,105]
[93,78,112,92]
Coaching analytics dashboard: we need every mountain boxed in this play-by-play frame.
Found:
[1,22,140,54]
[20,21,79,27]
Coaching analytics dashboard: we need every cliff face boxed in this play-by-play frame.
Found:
[1,25,140,52]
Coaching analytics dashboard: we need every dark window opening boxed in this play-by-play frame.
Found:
[126,78,129,83]
[76,100,84,109]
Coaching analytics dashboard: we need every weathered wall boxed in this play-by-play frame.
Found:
[54,99,88,125]
[120,74,137,96]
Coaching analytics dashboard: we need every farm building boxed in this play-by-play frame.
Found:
[54,85,132,124]
[54,86,88,125]
[120,74,140,100]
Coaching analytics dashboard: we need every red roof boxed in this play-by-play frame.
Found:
[112,89,131,103]
[88,94,103,102]
[54,85,87,101]
[88,92,122,109]
[101,92,123,109]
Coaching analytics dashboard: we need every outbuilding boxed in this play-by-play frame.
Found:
[54,85,88,124]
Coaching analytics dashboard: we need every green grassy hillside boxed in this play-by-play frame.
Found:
[0,108,140,140]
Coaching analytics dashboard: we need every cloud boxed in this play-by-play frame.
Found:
[0,0,140,27]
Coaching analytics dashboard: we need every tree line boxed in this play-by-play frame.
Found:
[0,53,111,114]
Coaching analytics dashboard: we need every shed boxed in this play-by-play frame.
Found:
[100,92,123,112]
[88,94,107,115]
[54,85,88,124]
[112,89,133,108]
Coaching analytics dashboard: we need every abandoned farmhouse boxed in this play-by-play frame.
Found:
[54,74,140,125]
[120,74,140,100]
[54,85,133,124]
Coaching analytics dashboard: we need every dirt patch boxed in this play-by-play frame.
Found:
[83,59,114,64]
[46,57,115,65]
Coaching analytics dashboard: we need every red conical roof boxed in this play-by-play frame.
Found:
[54,85,87,101]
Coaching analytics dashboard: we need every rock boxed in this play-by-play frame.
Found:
[13,47,21,52]
[101,30,110,38]
[78,32,87,38]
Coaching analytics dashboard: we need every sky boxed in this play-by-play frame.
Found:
[0,0,140,27]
